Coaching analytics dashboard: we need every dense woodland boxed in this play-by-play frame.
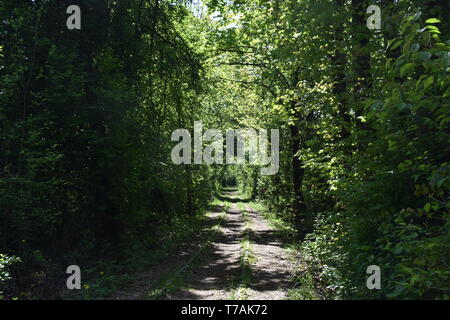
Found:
[0,0,449,299]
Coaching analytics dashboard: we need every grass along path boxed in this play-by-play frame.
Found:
[230,202,255,300]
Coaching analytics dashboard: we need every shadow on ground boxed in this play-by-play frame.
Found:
[216,191,251,203]
[162,202,292,300]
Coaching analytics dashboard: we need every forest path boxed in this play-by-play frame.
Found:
[111,191,294,300]
[164,191,294,300]
[165,194,245,299]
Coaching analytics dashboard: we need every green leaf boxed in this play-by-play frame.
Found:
[425,18,441,24]
[386,285,406,298]
[423,76,434,89]
[389,40,404,51]
[400,63,415,77]
[427,29,441,34]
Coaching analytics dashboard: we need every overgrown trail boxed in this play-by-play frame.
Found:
[163,192,294,300]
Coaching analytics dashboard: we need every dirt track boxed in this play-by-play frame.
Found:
[166,202,244,299]
[112,192,294,300]
[244,205,292,300]
[165,192,294,300]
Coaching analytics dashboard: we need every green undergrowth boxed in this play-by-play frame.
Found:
[64,198,227,300]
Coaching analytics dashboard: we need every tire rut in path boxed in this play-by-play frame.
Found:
[244,205,293,300]
[166,197,294,300]
[165,202,244,300]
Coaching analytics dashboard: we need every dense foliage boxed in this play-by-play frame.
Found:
[0,0,214,298]
[0,0,448,299]
[206,0,449,299]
